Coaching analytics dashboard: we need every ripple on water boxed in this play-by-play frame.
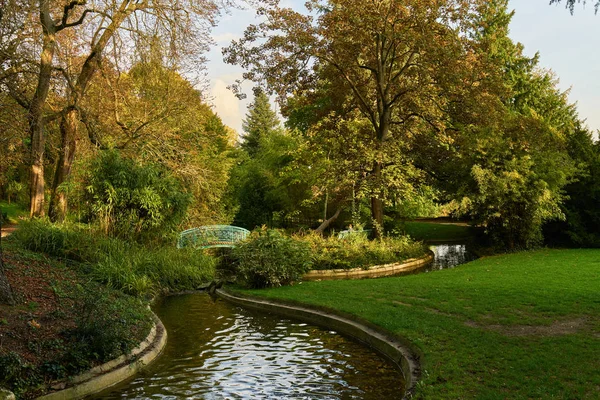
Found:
[92,294,405,399]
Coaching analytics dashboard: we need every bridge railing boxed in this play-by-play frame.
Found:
[177,225,250,249]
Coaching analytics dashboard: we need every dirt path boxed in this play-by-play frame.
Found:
[1,224,16,237]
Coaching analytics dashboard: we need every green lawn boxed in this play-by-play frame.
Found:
[403,221,474,242]
[243,249,600,399]
[0,201,28,224]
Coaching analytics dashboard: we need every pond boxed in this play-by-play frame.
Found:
[93,294,405,399]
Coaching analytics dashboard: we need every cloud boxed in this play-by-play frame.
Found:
[211,79,244,135]
[212,32,240,45]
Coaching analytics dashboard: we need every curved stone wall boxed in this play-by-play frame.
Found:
[36,313,167,400]
[302,252,434,281]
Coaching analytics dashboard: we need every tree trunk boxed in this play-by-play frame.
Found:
[315,207,342,234]
[49,110,78,222]
[46,1,135,221]
[370,161,384,238]
[28,4,57,218]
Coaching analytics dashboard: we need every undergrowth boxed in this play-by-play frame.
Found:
[13,219,215,297]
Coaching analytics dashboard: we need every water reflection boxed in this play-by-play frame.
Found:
[428,244,477,271]
[93,294,404,399]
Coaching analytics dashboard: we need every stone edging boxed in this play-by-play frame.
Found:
[216,288,422,399]
[302,251,434,281]
[36,312,167,400]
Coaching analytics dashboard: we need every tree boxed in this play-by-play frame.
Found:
[83,150,191,242]
[545,126,600,247]
[4,0,240,219]
[225,0,485,236]
[229,95,312,229]
[79,59,236,226]
[443,0,582,249]
[550,0,600,13]
[241,90,281,156]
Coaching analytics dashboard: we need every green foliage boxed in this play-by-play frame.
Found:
[550,0,600,14]
[63,285,152,366]
[241,90,281,156]
[300,232,426,270]
[230,229,425,287]
[229,124,313,230]
[0,201,27,224]
[441,1,582,249]
[83,150,191,243]
[0,352,41,397]
[392,186,442,219]
[545,129,600,247]
[231,229,312,288]
[398,222,475,242]
[14,220,215,297]
[92,246,216,297]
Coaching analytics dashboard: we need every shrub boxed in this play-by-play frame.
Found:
[231,229,312,288]
[83,150,191,243]
[0,352,41,397]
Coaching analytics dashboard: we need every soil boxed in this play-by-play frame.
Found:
[0,249,80,364]
[0,230,151,399]
[0,246,86,398]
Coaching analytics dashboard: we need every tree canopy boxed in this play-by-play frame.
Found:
[225,0,489,236]
[550,0,600,13]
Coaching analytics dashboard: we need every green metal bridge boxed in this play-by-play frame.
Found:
[177,225,250,249]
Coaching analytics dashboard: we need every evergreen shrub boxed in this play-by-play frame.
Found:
[231,229,312,288]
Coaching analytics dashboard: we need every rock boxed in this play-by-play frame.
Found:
[51,382,67,390]
[0,388,15,400]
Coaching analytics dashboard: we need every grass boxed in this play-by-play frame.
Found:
[402,221,474,242]
[0,201,28,224]
[242,249,600,399]
[13,219,216,297]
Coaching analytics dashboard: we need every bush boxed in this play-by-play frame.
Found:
[14,220,215,297]
[231,229,312,288]
[63,284,152,365]
[300,232,426,270]
[83,150,191,243]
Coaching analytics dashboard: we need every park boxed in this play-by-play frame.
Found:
[0,0,599,398]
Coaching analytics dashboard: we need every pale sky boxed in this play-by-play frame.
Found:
[205,0,600,138]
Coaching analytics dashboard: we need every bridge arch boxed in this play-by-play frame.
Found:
[177,225,250,249]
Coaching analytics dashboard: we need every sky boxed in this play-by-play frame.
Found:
[205,0,600,138]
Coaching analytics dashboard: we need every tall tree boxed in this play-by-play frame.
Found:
[241,90,280,156]
[4,0,242,219]
[229,91,311,229]
[80,59,236,226]
[443,0,581,249]
[225,0,485,236]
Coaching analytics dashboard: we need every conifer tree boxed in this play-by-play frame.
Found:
[241,90,281,156]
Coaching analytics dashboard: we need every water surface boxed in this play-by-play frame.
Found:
[428,244,477,271]
[94,294,404,399]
